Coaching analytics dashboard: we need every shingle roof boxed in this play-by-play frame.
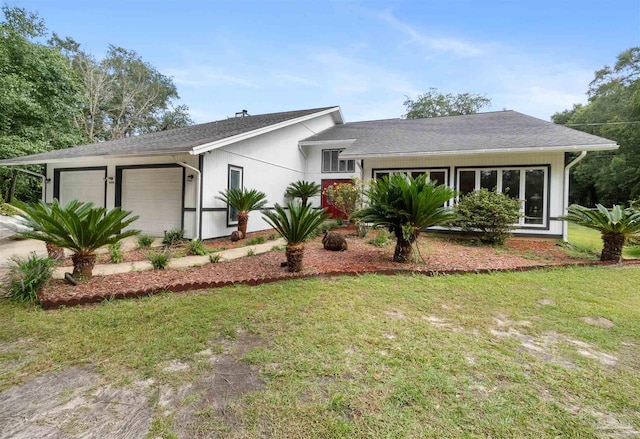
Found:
[302,111,617,158]
[0,107,339,165]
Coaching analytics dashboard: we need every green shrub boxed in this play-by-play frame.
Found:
[209,253,221,263]
[147,251,170,270]
[162,229,184,246]
[267,233,278,241]
[5,254,56,303]
[368,229,391,247]
[108,242,123,263]
[0,194,18,216]
[320,220,340,233]
[246,249,255,256]
[137,234,155,248]
[246,236,265,245]
[187,239,208,256]
[454,189,522,245]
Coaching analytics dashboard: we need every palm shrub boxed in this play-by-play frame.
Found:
[188,238,208,256]
[563,204,640,262]
[285,180,321,207]
[353,174,456,262]
[454,189,522,245]
[217,188,267,238]
[12,199,139,279]
[262,202,330,272]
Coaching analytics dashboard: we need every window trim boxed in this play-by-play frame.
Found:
[371,167,450,186]
[454,165,551,229]
[227,164,243,227]
[322,148,355,173]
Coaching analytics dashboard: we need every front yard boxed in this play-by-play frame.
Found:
[1,266,639,438]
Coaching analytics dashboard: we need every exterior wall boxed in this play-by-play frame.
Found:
[200,113,338,239]
[361,151,566,237]
[302,140,361,208]
[44,154,200,238]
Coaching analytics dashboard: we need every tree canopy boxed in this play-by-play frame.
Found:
[403,88,491,119]
[0,6,193,201]
[552,47,640,206]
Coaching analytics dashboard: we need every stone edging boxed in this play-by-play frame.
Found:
[37,259,640,310]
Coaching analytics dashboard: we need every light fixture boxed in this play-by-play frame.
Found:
[45,178,51,183]
[187,174,194,182]
[104,177,114,183]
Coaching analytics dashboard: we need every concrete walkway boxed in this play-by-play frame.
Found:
[0,227,285,279]
[51,238,286,279]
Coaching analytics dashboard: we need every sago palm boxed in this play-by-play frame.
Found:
[353,174,456,262]
[217,188,267,238]
[564,204,640,262]
[12,199,140,279]
[262,202,330,272]
[285,180,321,207]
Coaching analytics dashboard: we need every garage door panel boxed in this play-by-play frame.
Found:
[58,170,106,208]
[120,167,183,236]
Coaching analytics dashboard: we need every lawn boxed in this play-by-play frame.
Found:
[568,222,640,259]
[1,266,639,438]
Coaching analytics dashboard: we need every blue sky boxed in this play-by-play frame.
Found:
[12,0,640,123]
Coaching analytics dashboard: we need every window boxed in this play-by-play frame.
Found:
[456,166,548,227]
[373,169,448,186]
[227,165,242,225]
[322,149,355,173]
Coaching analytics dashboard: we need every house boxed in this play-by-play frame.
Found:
[0,107,617,240]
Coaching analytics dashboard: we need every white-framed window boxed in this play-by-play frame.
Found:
[373,169,448,186]
[227,165,243,225]
[322,149,355,173]
[456,166,548,227]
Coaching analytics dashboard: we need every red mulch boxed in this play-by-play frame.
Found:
[39,227,616,309]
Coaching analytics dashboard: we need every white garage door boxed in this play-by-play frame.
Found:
[120,167,183,236]
[58,169,106,207]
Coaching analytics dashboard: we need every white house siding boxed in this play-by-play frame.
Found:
[302,140,361,208]
[44,154,200,238]
[361,151,566,237]
[200,113,338,239]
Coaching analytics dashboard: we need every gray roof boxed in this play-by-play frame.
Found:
[302,110,617,158]
[0,107,339,165]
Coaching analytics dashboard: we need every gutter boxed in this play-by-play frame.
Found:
[174,158,201,240]
[13,168,47,202]
[563,151,587,242]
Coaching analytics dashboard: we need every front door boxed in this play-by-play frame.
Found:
[321,179,353,219]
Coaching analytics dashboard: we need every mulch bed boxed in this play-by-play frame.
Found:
[39,227,632,309]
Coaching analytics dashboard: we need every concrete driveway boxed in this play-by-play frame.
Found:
[0,228,47,275]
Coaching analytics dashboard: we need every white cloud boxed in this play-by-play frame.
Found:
[377,10,485,57]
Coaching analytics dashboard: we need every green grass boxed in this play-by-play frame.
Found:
[568,223,639,259]
[1,267,640,437]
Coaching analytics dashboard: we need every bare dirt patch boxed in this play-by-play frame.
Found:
[0,367,154,439]
[580,316,615,328]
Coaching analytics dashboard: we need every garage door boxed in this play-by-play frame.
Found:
[56,169,106,207]
[119,167,183,236]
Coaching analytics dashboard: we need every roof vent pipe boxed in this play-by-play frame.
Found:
[235,110,249,118]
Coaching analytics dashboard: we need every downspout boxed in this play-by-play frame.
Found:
[174,159,201,240]
[298,143,308,177]
[563,151,587,242]
[13,168,47,202]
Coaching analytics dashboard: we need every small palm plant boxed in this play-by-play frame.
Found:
[262,202,330,272]
[12,199,139,279]
[217,188,267,238]
[563,204,640,262]
[353,174,456,262]
[285,180,321,207]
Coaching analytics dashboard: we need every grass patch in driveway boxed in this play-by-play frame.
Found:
[1,266,639,438]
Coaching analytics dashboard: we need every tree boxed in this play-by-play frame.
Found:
[353,174,456,262]
[11,199,140,279]
[216,188,267,238]
[0,7,84,201]
[285,180,321,207]
[563,204,640,262]
[262,202,330,272]
[403,87,491,119]
[552,47,640,206]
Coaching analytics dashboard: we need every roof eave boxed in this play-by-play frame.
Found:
[339,143,619,160]
[190,106,342,155]
[0,149,194,166]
